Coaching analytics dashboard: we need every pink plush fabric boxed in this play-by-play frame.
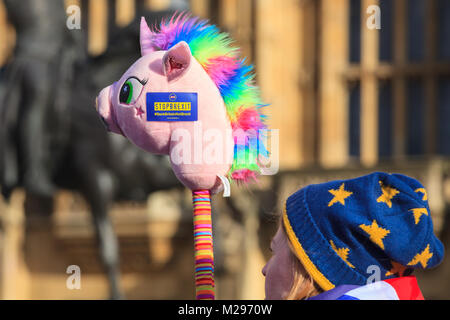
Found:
[96,21,233,193]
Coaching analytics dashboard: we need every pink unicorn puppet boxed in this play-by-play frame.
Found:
[96,14,267,192]
[95,13,268,299]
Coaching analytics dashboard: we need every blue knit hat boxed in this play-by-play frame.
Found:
[283,172,444,291]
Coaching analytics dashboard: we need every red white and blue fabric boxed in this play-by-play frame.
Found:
[309,276,424,300]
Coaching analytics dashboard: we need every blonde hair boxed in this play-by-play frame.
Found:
[281,220,323,300]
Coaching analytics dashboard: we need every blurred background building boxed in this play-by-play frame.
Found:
[0,0,449,299]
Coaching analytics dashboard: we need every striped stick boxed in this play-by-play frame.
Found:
[192,190,215,300]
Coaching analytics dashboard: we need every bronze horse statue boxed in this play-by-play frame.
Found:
[0,1,190,299]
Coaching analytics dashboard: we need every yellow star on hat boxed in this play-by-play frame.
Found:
[377,181,400,208]
[408,244,433,268]
[409,208,428,225]
[359,219,390,250]
[330,240,355,268]
[415,188,428,201]
[328,183,353,207]
[385,260,408,277]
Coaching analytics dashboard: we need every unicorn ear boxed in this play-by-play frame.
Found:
[140,17,155,56]
[162,41,192,82]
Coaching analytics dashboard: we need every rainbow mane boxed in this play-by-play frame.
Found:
[148,13,268,183]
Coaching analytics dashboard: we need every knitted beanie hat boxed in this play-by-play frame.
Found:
[283,172,444,291]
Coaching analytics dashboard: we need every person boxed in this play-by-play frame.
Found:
[262,172,444,300]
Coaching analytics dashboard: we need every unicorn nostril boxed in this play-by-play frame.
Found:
[99,115,110,131]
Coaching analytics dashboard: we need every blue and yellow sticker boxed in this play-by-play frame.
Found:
[146,92,198,121]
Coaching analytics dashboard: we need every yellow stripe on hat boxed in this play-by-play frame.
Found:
[282,206,335,291]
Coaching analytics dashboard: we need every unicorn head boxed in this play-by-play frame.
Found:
[96,14,268,193]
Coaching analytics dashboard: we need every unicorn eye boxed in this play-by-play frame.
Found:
[119,77,146,105]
